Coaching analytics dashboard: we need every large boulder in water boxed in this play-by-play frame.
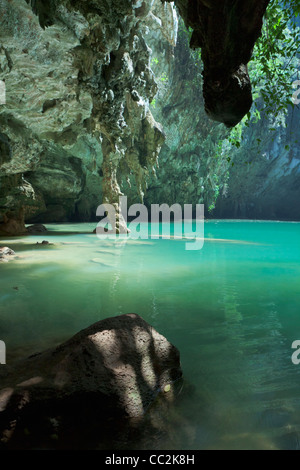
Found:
[0,314,182,449]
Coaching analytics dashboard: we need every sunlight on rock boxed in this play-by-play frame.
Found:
[17,377,44,387]
[0,388,14,412]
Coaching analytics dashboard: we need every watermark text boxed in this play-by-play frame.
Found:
[96,197,204,251]
[0,340,6,364]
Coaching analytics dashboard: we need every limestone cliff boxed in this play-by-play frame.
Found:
[0,0,169,234]
[142,21,230,211]
[0,0,297,230]
[137,19,300,221]
[213,107,300,221]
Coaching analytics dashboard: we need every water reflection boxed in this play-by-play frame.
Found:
[0,221,300,449]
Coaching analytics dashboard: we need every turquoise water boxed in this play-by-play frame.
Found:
[1,220,300,449]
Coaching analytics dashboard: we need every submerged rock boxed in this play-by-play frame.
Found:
[0,313,182,449]
[36,240,52,246]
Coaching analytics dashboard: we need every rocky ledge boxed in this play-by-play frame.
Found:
[0,313,182,449]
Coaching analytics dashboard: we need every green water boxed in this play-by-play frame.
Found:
[1,220,300,449]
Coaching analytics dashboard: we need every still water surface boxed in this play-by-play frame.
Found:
[1,220,300,449]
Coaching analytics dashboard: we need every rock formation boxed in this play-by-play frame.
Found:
[0,0,172,234]
[2,1,296,226]
[141,19,230,211]
[0,313,182,449]
[166,0,270,127]
[136,13,300,221]
[0,0,275,233]
[0,246,16,262]
[213,106,300,220]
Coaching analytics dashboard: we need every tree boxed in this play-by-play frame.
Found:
[249,0,300,118]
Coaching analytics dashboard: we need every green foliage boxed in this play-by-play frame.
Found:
[249,0,300,117]
[160,72,168,83]
[150,98,156,109]
[151,57,159,66]
[222,1,300,154]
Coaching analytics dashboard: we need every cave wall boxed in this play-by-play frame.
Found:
[141,21,230,212]
[135,18,300,221]
[213,107,300,221]
[0,0,298,230]
[0,0,171,234]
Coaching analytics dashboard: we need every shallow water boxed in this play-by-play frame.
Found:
[1,220,300,449]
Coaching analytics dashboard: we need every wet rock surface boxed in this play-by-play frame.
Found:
[0,313,182,449]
